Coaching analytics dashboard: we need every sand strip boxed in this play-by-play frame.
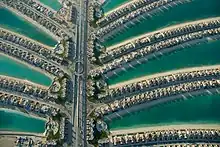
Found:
[111,124,220,135]
[104,0,138,16]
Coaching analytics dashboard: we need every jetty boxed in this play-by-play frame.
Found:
[99,124,220,146]
[90,27,220,79]
[100,17,220,63]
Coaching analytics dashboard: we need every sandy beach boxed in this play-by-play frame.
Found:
[106,17,220,51]
[110,123,220,135]
[0,136,16,147]
[0,108,47,122]
[0,131,44,137]
[109,65,220,89]
[104,0,138,16]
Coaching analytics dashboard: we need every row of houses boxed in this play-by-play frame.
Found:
[0,28,63,65]
[0,91,59,117]
[2,0,68,39]
[0,75,47,99]
[90,27,220,79]
[100,67,220,102]
[96,0,187,40]
[97,0,157,27]
[0,41,65,78]
[99,129,220,146]
[95,79,220,116]
[100,18,220,63]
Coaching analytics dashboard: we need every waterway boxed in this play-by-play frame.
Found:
[0,54,52,86]
[108,39,220,85]
[102,0,129,13]
[108,94,220,130]
[103,0,220,47]
[0,109,45,133]
[0,8,57,47]
[38,0,62,11]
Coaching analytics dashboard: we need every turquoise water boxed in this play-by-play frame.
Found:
[103,0,220,130]
[0,8,57,47]
[108,94,220,130]
[38,0,62,11]
[0,54,52,86]
[102,0,129,13]
[104,0,220,47]
[108,40,220,85]
[0,109,45,133]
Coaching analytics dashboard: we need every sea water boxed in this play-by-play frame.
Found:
[0,109,45,133]
[102,0,129,13]
[108,94,220,130]
[0,8,57,47]
[38,0,62,11]
[104,0,220,47]
[108,40,220,85]
[0,54,52,86]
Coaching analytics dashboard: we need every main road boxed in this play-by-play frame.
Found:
[71,0,89,146]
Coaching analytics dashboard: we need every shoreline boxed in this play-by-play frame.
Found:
[0,4,61,42]
[104,88,220,120]
[105,34,220,80]
[0,52,54,87]
[0,107,47,122]
[0,131,44,137]
[104,0,139,16]
[0,89,61,109]
[0,72,49,90]
[109,65,220,89]
[106,17,220,51]
[34,0,58,13]
[0,27,54,50]
[110,123,220,135]
[110,121,220,131]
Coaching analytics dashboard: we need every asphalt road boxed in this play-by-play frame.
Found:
[71,0,88,146]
